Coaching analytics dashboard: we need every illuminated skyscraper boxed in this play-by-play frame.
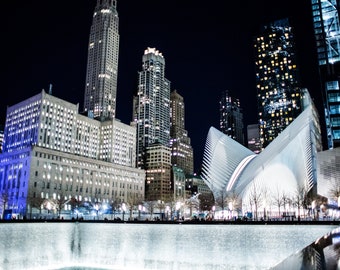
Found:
[254,18,303,149]
[311,0,340,149]
[83,0,119,120]
[219,90,244,145]
[133,47,171,169]
[132,48,171,201]
[170,90,194,175]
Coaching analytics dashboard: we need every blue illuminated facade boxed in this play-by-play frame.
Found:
[0,91,144,218]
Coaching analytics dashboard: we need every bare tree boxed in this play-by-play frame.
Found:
[226,191,241,219]
[144,200,156,220]
[0,192,9,219]
[248,182,263,221]
[53,194,68,217]
[127,194,143,221]
[272,187,284,218]
[293,186,307,220]
[69,196,80,217]
[214,189,228,213]
[281,191,291,217]
[27,196,45,219]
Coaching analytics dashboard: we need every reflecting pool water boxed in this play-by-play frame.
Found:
[0,222,338,270]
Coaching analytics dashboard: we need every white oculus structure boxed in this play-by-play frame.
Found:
[201,100,321,213]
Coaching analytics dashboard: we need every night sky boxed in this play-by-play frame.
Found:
[2,0,322,172]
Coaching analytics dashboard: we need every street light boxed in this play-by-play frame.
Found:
[212,205,216,220]
[46,201,51,218]
[176,202,181,221]
[122,203,126,221]
[228,202,233,220]
[138,204,142,221]
[94,203,99,220]
[165,205,170,221]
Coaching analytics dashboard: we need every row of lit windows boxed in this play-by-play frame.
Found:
[34,151,143,179]
[7,101,41,122]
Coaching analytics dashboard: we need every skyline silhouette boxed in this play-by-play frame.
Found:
[2,0,322,172]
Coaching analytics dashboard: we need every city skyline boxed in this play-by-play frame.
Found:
[1,0,322,172]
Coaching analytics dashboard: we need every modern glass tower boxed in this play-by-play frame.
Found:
[311,0,340,149]
[254,19,303,149]
[133,47,171,169]
[219,90,244,145]
[83,0,119,120]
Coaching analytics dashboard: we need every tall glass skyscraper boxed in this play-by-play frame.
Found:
[133,47,171,169]
[254,18,303,149]
[219,90,244,145]
[83,0,119,120]
[311,0,340,149]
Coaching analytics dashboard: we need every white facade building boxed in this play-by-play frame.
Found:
[0,90,144,217]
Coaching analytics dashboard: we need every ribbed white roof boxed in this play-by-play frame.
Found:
[201,105,319,202]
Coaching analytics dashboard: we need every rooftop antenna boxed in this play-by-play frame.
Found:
[49,83,53,95]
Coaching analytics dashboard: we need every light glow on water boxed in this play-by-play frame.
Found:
[0,223,337,270]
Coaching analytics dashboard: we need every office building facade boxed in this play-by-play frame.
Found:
[0,90,145,217]
[254,18,303,149]
[133,47,171,169]
[144,143,172,201]
[311,0,340,149]
[170,90,194,175]
[219,90,245,145]
[132,48,172,201]
[83,0,119,120]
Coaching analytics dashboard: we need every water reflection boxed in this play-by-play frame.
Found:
[0,223,338,270]
[272,227,340,269]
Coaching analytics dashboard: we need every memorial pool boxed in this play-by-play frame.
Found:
[0,222,338,270]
